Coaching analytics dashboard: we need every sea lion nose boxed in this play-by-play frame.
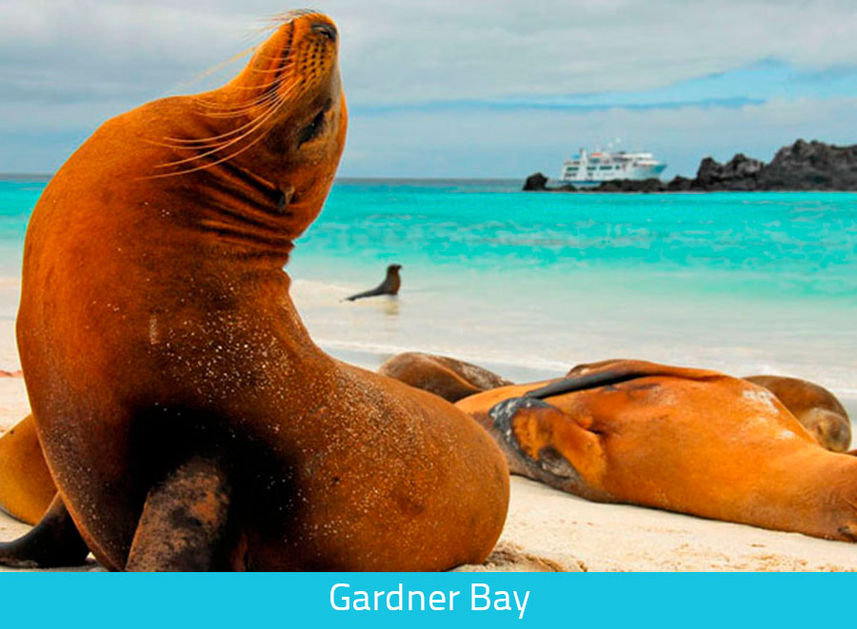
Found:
[311,22,337,42]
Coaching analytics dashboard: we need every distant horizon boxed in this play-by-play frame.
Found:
[0,135,849,183]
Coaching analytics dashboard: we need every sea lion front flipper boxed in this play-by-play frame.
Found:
[126,457,232,572]
[489,397,612,501]
[0,494,90,568]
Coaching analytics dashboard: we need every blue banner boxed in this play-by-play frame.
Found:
[0,572,836,628]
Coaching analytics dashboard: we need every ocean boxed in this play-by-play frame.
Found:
[1,177,856,402]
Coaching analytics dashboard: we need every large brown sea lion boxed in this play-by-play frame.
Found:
[0,10,508,571]
[453,358,857,541]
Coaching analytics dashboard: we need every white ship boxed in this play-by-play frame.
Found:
[559,147,667,186]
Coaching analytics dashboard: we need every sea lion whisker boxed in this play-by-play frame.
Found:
[192,84,297,119]
[143,108,285,179]
[161,98,284,147]
[193,88,284,116]
[154,96,285,168]
[164,44,261,99]
[193,62,296,113]
[268,9,324,25]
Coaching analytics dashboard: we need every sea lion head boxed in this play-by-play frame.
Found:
[156,9,347,242]
[802,408,851,453]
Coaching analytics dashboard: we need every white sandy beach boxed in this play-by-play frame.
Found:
[2,312,857,571]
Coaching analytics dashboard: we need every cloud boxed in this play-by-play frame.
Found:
[1,1,857,174]
[4,0,857,106]
[339,96,857,178]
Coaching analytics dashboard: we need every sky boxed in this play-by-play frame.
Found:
[2,0,857,178]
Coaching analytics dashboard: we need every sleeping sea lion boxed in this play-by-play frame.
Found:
[378,352,512,403]
[0,10,508,571]
[454,358,857,541]
[345,264,401,301]
[567,359,853,453]
[375,352,853,454]
[744,375,851,452]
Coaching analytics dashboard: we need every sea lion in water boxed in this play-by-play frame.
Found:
[453,358,857,541]
[345,264,401,301]
[0,11,508,571]
[744,375,851,452]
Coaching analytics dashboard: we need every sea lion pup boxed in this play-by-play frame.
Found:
[744,375,851,453]
[345,264,401,301]
[455,358,857,542]
[378,352,512,402]
[0,11,508,571]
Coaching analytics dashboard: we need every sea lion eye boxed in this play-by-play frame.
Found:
[298,109,327,146]
[311,23,337,42]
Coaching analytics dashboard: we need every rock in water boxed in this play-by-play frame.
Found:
[756,139,857,190]
[522,172,549,191]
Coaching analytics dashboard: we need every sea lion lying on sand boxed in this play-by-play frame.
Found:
[377,352,857,540]
[453,358,857,541]
[0,11,508,571]
[378,352,512,403]
[379,352,851,452]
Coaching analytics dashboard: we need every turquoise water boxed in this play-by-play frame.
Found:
[1,178,856,397]
[291,180,857,303]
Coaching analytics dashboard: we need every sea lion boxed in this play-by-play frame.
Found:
[375,352,853,454]
[0,415,55,524]
[345,264,401,301]
[378,352,512,402]
[568,359,853,453]
[744,375,851,452]
[0,10,508,571]
[454,358,857,541]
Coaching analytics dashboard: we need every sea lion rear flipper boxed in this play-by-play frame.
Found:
[530,359,722,399]
[0,415,58,525]
[0,494,90,568]
[345,287,381,301]
[126,457,232,572]
[489,397,610,500]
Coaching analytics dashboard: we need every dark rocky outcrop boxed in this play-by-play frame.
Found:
[522,172,549,191]
[522,140,857,192]
[694,153,764,190]
[756,140,857,190]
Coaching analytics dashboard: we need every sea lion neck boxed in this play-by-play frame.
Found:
[124,11,345,266]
